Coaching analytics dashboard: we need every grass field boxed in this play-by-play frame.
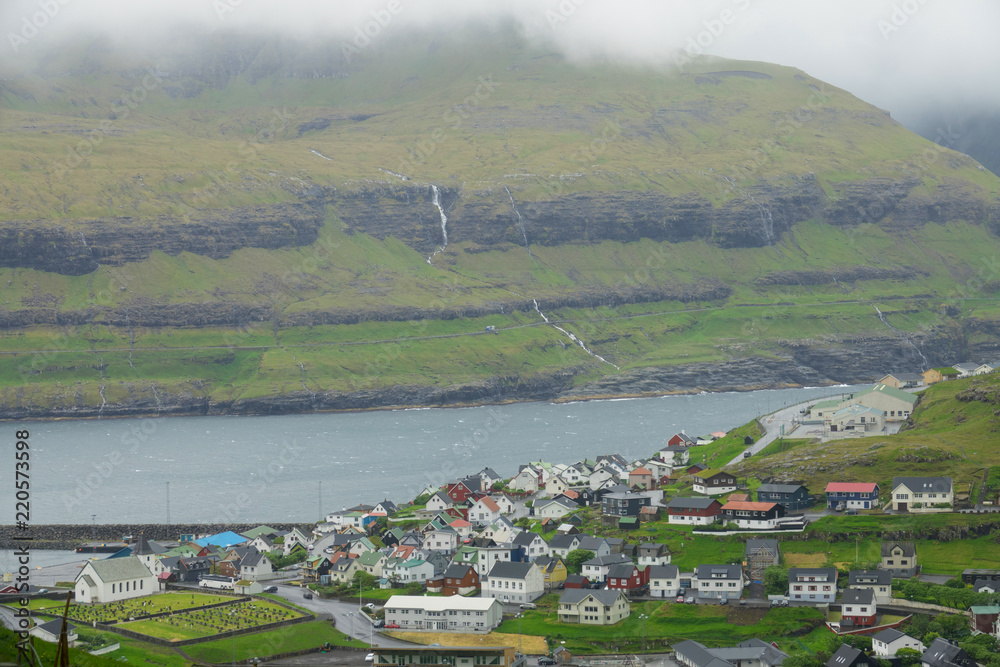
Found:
[180,619,367,663]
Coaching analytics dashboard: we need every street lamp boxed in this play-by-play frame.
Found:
[515,613,523,653]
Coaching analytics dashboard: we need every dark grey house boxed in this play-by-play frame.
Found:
[601,492,651,517]
[756,483,812,511]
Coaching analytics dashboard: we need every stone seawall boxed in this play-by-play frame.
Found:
[0,523,313,550]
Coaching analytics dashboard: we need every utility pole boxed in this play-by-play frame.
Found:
[166,482,171,526]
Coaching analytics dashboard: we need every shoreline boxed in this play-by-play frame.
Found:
[0,378,848,424]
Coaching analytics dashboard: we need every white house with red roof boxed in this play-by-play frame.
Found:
[469,496,502,525]
[824,482,880,510]
[449,519,473,539]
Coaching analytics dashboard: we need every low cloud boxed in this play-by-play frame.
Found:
[2,0,997,124]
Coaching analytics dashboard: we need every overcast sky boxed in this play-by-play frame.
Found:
[2,0,995,124]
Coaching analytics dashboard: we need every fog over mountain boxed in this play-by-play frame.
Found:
[2,1,997,171]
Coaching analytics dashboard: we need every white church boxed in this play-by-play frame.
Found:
[74,537,160,604]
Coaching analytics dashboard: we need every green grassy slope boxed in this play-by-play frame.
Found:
[733,372,1000,495]
[2,31,1000,413]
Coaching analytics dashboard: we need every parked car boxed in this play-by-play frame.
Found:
[685,596,696,604]
[845,508,858,515]
[303,592,313,599]
[719,598,728,605]
[365,603,376,610]
[374,619,385,628]
[263,586,278,593]
[519,603,537,610]
[365,653,375,662]
[385,623,399,629]
[539,658,558,666]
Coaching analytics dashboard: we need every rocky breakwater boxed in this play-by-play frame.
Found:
[0,523,313,551]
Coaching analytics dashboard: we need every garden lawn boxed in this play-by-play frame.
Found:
[181,620,367,663]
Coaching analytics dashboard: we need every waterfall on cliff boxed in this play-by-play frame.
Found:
[533,300,619,369]
[873,305,930,367]
[426,185,449,264]
[504,185,532,259]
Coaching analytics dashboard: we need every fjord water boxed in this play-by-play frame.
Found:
[16,386,863,525]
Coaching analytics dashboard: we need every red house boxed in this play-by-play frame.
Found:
[441,564,480,596]
[668,432,696,447]
[606,563,649,592]
[666,497,723,525]
[563,574,591,589]
[446,480,478,504]
[841,588,877,627]
[971,605,1000,634]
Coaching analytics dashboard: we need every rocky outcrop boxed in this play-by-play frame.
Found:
[0,203,323,275]
[0,282,732,328]
[754,265,926,286]
[0,325,981,421]
[330,177,828,254]
[3,176,997,276]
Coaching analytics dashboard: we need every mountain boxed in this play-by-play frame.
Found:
[2,28,999,418]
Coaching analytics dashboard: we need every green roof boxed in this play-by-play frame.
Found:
[853,384,918,405]
[242,525,280,539]
[931,367,958,374]
[358,551,385,566]
[811,398,842,410]
[80,557,154,583]
[971,605,1000,614]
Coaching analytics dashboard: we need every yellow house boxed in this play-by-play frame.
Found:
[922,367,957,386]
[533,555,567,589]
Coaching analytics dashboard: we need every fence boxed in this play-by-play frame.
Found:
[93,611,315,647]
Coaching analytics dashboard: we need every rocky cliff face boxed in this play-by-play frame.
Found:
[2,322,991,421]
[0,202,323,275]
[2,176,997,276]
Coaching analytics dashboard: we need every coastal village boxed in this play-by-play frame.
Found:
[4,368,1000,667]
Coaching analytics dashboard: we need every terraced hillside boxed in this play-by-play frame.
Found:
[1,28,999,417]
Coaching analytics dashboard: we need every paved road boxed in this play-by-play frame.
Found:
[727,398,820,465]
[268,580,411,649]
